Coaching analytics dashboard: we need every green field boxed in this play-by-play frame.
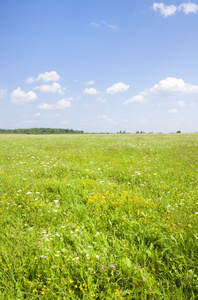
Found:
[0,134,198,299]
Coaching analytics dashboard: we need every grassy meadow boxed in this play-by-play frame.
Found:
[0,133,198,299]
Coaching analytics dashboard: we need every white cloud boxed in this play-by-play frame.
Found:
[83,87,101,95]
[153,3,177,17]
[90,20,119,30]
[90,22,101,28]
[153,2,198,17]
[35,113,41,117]
[108,24,119,31]
[25,77,34,84]
[177,100,185,107]
[106,82,130,95]
[26,71,60,83]
[37,71,60,82]
[124,95,146,104]
[56,98,73,109]
[37,98,73,110]
[168,109,178,113]
[124,77,198,104]
[0,89,7,98]
[147,77,198,95]
[11,87,37,104]
[34,83,64,94]
[101,20,119,31]
[85,80,94,86]
[37,103,54,110]
[179,3,198,14]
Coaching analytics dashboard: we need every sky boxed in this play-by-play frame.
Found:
[0,0,198,133]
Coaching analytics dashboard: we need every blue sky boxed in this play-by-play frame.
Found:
[0,0,198,133]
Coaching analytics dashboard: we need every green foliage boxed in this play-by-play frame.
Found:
[0,133,198,299]
[0,128,84,134]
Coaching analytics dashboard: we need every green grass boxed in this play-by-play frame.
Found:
[0,134,198,299]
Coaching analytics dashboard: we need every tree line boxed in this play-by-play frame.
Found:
[0,128,84,134]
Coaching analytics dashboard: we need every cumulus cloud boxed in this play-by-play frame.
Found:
[153,3,177,17]
[125,95,146,104]
[83,87,101,95]
[85,80,94,86]
[37,98,73,110]
[26,71,61,83]
[34,83,65,94]
[179,2,198,14]
[153,2,198,17]
[106,82,130,95]
[0,89,7,98]
[37,103,54,110]
[124,77,198,104]
[11,87,37,104]
[56,98,73,109]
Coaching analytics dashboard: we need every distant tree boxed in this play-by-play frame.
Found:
[0,128,84,134]
[176,130,181,133]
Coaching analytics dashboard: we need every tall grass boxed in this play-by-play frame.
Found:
[0,134,198,299]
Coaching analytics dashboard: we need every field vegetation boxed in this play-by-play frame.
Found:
[0,134,198,299]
